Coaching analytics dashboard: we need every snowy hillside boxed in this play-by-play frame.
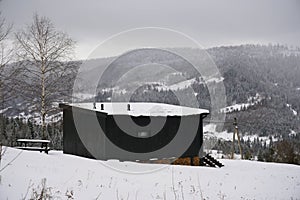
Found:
[204,124,279,146]
[0,147,300,199]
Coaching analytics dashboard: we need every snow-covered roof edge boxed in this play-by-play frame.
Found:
[59,102,209,117]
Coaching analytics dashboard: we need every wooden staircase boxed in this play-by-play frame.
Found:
[200,154,224,168]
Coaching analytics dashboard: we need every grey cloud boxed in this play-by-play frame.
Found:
[1,0,299,59]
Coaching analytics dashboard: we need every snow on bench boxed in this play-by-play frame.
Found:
[16,139,51,154]
[17,139,50,143]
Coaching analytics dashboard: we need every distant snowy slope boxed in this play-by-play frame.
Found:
[220,93,263,113]
[0,147,299,199]
[204,124,279,145]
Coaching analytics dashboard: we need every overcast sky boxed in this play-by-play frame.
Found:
[1,0,300,59]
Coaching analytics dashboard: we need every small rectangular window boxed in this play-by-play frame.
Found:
[137,131,150,138]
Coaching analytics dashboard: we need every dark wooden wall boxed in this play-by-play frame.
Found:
[60,104,205,161]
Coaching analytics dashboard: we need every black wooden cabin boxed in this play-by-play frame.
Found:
[59,102,209,161]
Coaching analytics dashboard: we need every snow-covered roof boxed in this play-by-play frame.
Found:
[62,102,209,117]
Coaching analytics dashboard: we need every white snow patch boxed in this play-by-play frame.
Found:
[168,78,195,90]
[12,111,62,124]
[287,103,297,116]
[204,76,224,84]
[289,130,298,137]
[73,92,95,101]
[242,135,278,146]
[157,78,196,91]
[204,124,233,141]
[156,75,224,91]
[0,106,12,114]
[204,124,278,146]
[205,149,225,159]
[221,93,263,113]
[220,103,250,113]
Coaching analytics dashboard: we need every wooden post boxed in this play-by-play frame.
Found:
[231,123,236,159]
[232,118,243,159]
[236,123,243,159]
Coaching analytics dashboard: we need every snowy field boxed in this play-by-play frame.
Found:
[0,147,300,200]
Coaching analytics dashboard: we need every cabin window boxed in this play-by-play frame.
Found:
[137,131,150,138]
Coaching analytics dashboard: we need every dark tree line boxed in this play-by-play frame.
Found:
[0,115,63,149]
[212,135,300,165]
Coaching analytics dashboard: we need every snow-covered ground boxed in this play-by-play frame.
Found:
[1,102,63,125]
[287,103,298,116]
[155,75,224,91]
[73,92,96,101]
[1,147,300,199]
[204,124,279,145]
[220,93,262,114]
[204,124,235,141]
[204,76,224,84]
[12,111,62,125]
[154,77,196,91]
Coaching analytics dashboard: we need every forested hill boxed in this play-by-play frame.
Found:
[209,45,300,105]
[94,45,300,137]
[1,44,300,149]
[207,45,300,136]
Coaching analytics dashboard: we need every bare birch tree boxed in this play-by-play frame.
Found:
[15,14,76,139]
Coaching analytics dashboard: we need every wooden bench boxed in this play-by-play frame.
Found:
[16,139,51,154]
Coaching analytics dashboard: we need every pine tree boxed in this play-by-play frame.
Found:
[257,150,263,161]
[27,119,35,139]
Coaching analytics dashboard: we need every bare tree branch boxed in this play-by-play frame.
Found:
[0,11,14,167]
